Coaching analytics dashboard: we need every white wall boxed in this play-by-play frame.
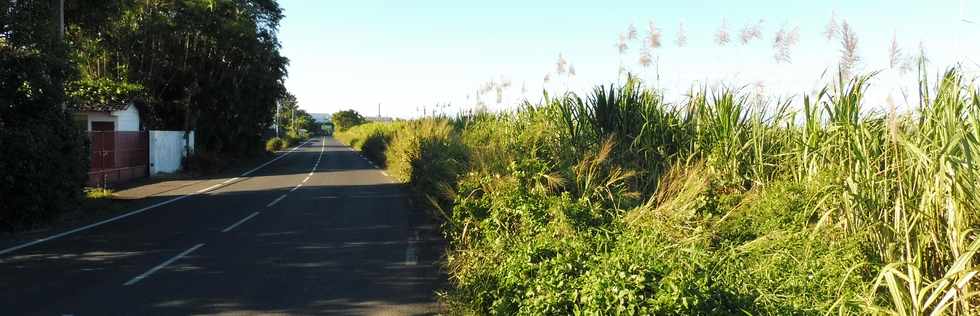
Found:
[111,104,141,131]
[149,130,195,175]
[85,112,116,131]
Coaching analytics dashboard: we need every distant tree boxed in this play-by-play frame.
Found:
[288,109,314,136]
[331,110,366,131]
[303,112,323,136]
[276,92,298,134]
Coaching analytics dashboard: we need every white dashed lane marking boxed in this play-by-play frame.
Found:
[266,194,288,207]
[221,212,260,233]
[123,243,205,286]
[0,140,316,257]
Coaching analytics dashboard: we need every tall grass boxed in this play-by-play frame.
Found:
[335,67,979,314]
[334,121,404,167]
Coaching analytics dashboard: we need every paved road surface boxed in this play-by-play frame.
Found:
[0,137,444,315]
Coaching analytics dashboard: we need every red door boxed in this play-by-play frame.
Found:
[90,122,115,169]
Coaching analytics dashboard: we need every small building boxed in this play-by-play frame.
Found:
[69,101,196,187]
[72,101,142,132]
[70,101,148,187]
[366,116,394,123]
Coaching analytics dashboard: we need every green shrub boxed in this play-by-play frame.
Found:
[334,121,404,167]
[265,137,286,152]
[283,131,303,148]
[338,68,980,313]
[285,136,298,148]
[445,69,978,313]
[335,119,467,209]
[0,109,89,231]
[84,187,114,199]
[443,163,602,315]
[360,129,392,167]
[331,109,367,132]
[286,129,309,143]
[0,36,89,231]
[386,119,468,209]
[181,151,226,175]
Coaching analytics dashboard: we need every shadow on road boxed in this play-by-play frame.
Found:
[0,180,447,315]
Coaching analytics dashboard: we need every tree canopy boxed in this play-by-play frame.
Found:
[1,0,88,230]
[332,109,367,132]
[66,0,290,155]
[1,0,293,228]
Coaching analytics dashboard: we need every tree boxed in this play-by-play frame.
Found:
[286,109,312,137]
[274,92,320,137]
[1,0,89,230]
[332,109,366,131]
[66,0,289,155]
[294,110,319,134]
[276,92,298,136]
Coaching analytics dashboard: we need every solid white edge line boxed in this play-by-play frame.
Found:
[0,194,191,256]
[266,194,287,207]
[221,212,260,233]
[123,243,205,286]
[0,139,320,257]
[196,184,221,193]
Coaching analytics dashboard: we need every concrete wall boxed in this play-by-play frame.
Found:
[84,112,116,131]
[77,103,140,131]
[150,130,195,175]
[111,105,140,131]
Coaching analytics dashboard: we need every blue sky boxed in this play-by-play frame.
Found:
[278,0,980,118]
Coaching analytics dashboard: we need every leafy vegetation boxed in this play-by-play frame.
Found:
[1,0,290,228]
[1,0,89,231]
[332,109,367,132]
[84,187,114,200]
[265,137,287,152]
[334,121,402,168]
[336,68,979,314]
[64,0,289,155]
[276,92,320,139]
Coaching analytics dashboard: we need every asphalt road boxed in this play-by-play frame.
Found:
[0,137,444,315]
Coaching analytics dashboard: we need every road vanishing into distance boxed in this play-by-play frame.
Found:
[0,137,443,315]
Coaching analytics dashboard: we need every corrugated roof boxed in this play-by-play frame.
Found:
[71,101,130,112]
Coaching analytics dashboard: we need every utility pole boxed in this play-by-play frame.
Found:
[57,0,63,40]
[56,0,65,112]
[183,82,199,156]
[274,100,280,137]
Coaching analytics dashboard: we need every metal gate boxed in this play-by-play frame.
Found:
[87,131,149,187]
